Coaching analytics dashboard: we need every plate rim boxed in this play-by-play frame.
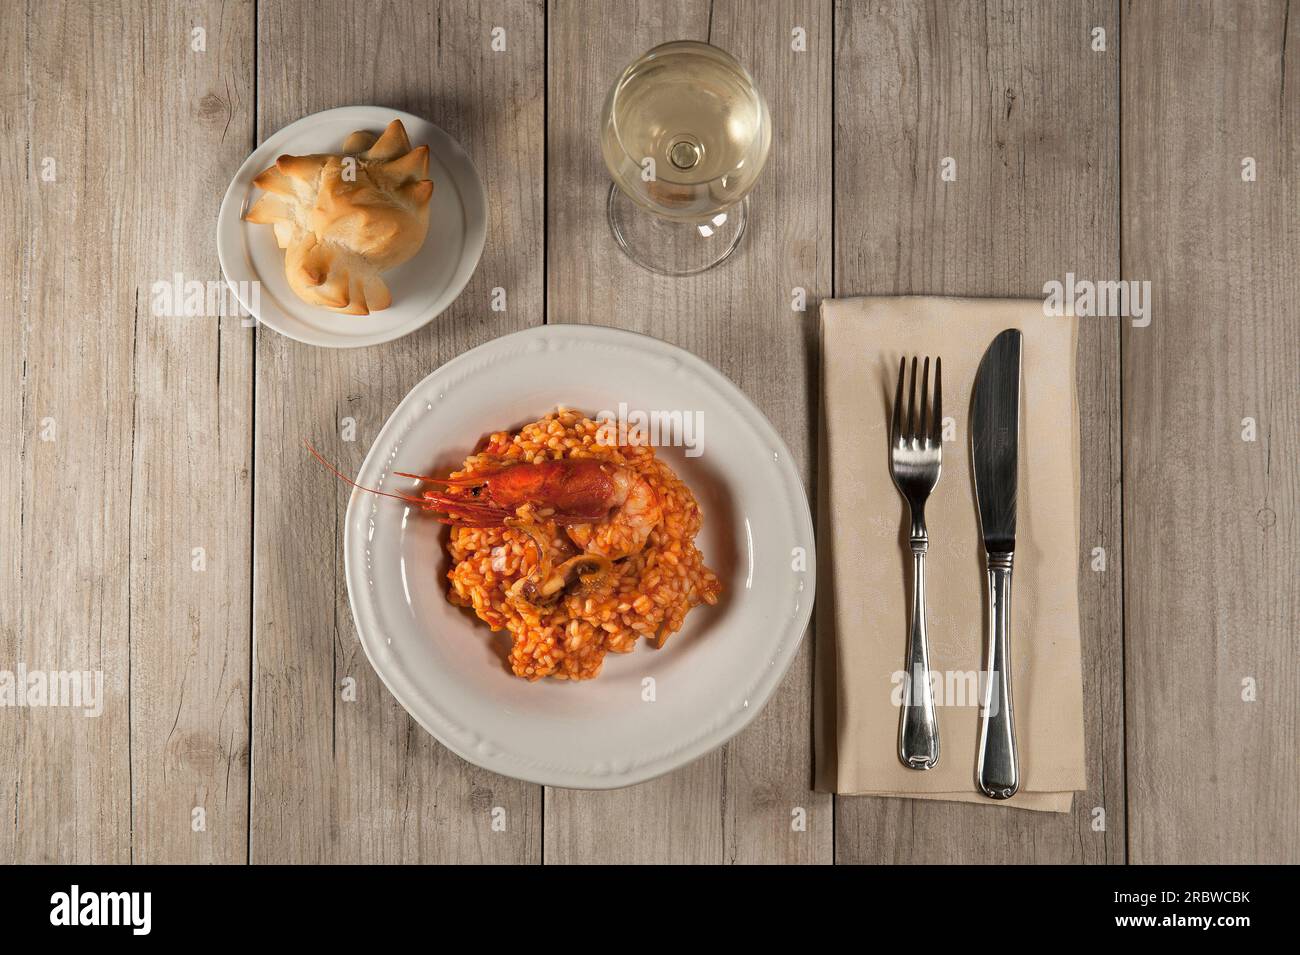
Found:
[343,323,817,789]
[216,104,487,349]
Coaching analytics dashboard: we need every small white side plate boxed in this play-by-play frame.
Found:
[342,324,816,789]
[217,106,487,348]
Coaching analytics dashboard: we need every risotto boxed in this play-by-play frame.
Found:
[443,409,722,680]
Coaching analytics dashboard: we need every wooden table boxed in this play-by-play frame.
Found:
[2,0,1295,865]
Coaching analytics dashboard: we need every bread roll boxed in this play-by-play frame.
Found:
[244,119,434,315]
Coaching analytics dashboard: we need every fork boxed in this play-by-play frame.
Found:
[889,356,943,770]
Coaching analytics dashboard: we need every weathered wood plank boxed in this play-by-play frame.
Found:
[0,0,30,866]
[124,0,256,866]
[1121,0,1299,864]
[2,0,139,862]
[831,0,1125,862]
[544,0,833,864]
[251,0,545,863]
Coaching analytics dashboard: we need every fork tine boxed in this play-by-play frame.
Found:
[932,356,943,444]
[919,357,930,444]
[907,356,918,442]
[891,356,905,444]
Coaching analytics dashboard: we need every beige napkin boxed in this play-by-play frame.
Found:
[814,297,1086,812]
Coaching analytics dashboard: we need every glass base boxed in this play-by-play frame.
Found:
[607,185,747,276]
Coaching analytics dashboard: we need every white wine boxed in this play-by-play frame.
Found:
[602,41,771,222]
[600,41,770,275]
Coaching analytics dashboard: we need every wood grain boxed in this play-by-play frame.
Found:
[831,0,1125,862]
[250,0,545,863]
[2,0,258,866]
[124,0,256,866]
[0,0,30,865]
[545,0,833,864]
[1121,0,1299,863]
[2,0,139,862]
[4,0,1297,865]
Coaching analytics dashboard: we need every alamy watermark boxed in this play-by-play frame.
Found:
[891,667,1005,715]
[595,403,704,457]
[151,272,259,323]
[50,885,150,935]
[0,665,104,717]
[1043,272,1152,327]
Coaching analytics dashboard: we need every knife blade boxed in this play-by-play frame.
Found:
[970,327,1022,799]
[971,329,1021,553]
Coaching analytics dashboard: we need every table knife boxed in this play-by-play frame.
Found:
[970,328,1022,799]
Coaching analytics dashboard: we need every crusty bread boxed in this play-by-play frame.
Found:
[244,119,434,315]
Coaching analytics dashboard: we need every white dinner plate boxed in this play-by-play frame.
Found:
[216,106,487,348]
[342,324,816,788]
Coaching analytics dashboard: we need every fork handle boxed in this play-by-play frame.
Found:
[976,553,1019,798]
[898,537,940,770]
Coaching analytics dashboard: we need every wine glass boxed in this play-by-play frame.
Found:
[600,41,772,276]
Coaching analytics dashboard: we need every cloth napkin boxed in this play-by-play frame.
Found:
[814,296,1087,812]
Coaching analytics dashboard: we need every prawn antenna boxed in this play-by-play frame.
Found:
[304,441,428,507]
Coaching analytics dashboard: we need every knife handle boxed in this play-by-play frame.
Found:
[976,553,1019,798]
[898,535,940,770]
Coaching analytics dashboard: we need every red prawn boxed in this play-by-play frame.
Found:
[305,443,624,528]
